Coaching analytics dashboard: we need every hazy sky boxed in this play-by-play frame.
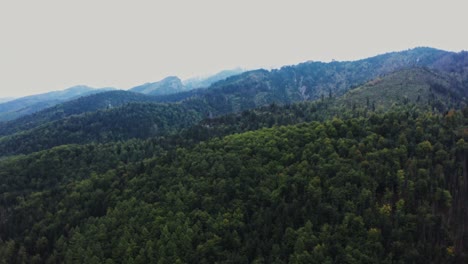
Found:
[0,0,467,98]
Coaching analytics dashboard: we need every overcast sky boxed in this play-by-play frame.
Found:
[0,0,467,98]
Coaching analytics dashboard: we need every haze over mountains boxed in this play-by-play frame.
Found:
[183,68,245,89]
[0,47,467,263]
[0,86,115,122]
[0,68,245,122]
[0,98,14,104]
[0,47,467,158]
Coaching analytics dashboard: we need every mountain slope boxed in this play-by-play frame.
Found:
[0,102,204,156]
[152,47,454,107]
[1,47,468,263]
[2,48,468,157]
[1,108,466,263]
[0,48,453,137]
[336,67,468,111]
[129,69,245,97]
[0,86,115,122]
[129,76,186,96]
[0,90,158,137]
[183,68,245,89]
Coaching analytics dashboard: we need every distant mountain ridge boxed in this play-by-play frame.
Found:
[0,85,115,122]
[0,90,156,137]
[128,69,245,96]
[1,48,468,157]
[0,47,461,140]
[148,47,457,109]
[129,76,186,95]
[2,48,451,124]
[0,68,243,122]
[183,68,245,89]
[336,67,467,111]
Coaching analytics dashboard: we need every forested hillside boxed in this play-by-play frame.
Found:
[0,107,467,263]
[0,91,157,137]
[2,48,466,156]
[0,102,204,156]
[0,47,451,135]
[0,86,114,122]
[152,47,455,106]
[336,67,468,111]
[0,48,467,263]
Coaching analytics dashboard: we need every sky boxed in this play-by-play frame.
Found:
[0,0,467,98]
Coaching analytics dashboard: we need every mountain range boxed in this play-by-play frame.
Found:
[0,85,115,122]
[0,47,466,157]
[0,47,467,263]
[183,68,245,89]
[129,76,187,95]
[0,69,245,123]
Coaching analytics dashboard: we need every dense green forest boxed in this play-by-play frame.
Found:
[0,48,468,263]
[0,48,457,138]
[1,107,467,263]
[0,91,157,137]
[337,68,467,111]
[0,102,206,157]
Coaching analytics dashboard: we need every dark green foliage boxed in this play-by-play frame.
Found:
[0,108,467,263]
[0,103,203,156]
[337,67,468,112]
[0,138,167,264]
[0,48,458,136]
[160,47,452,112]
[0,91,156,137]
[0,48,462,150]
[1,47,468,263]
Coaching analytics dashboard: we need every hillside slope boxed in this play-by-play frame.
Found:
[129,69,245,96]
[129,76,187,96]
[0,102,204,156]
[336,67,467,111]
[0,86,114,122]
[153,47,452,106]
[0,108,466,263]
[183,68,245,89]
[2,51,468,157]
[0,91,157,137]
[0,47,455,138]
[1,48,468,263]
